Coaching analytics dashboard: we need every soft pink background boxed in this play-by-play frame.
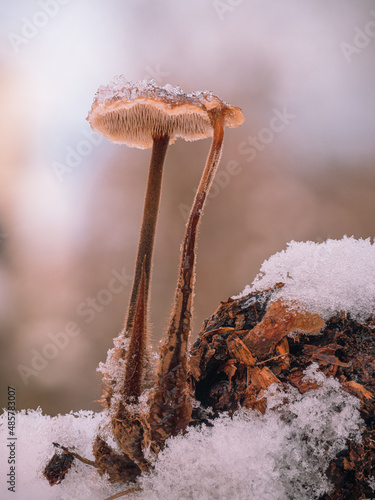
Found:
[0,0,374,414]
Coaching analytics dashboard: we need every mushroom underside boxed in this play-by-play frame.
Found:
[91,104,213,147]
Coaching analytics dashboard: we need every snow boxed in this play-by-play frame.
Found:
[92,76,215,109]
[96,331,156,416]
[96,331,129,415]
[0,366,362,500]
[238,236,375,321]
[0,409,125,500]
[134,365,361,500]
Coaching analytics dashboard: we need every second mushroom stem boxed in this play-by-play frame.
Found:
[148,117,225,448]
[122,134,169,401]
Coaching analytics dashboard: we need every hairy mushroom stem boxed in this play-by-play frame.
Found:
[147,115,225,448]
[164,117,224,369]
[125,135,170,334]
[123,258,147,402]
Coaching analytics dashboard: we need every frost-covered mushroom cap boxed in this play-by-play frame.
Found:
[87,76,245,149]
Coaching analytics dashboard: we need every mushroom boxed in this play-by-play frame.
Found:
[43,81,244,486]
[87,77,243,408]
[88,79,170,406]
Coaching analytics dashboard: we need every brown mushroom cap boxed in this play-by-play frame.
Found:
[87,77,245,149]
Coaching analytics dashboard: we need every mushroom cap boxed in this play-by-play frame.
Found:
[87,77,245,149]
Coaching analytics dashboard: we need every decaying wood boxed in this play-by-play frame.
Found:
[43,448,75,486]
[242,298,325,359]
[188,285,375,500]
[92,436,141,483]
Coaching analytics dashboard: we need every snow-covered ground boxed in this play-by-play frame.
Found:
[1,236,374,499]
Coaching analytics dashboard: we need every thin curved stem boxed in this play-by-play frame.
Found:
[161,118,224,376]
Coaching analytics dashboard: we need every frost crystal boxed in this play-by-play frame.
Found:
[133,365,361,500]
[96,331,155,416]
[93,75,215,108]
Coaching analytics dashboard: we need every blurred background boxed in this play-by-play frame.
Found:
[0,0,374,414]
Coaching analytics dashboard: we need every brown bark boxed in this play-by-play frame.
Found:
[188,286,375,499]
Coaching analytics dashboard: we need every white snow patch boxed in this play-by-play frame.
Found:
[0,409,125,500]
[132,365,362,500]
[237,236,375,321]
[96,331,156,416]
[0,366,362,500]
[93,76,215,108]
